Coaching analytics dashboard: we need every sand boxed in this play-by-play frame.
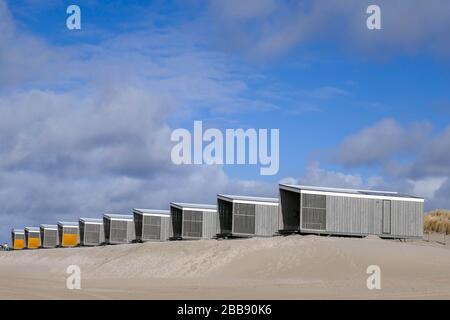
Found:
[0,235,449,299]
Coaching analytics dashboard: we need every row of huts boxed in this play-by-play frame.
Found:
[10,184,425,250]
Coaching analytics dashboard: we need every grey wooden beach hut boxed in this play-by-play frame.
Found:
[170,203,219,240]
[217,194,279,237]
[79,218,105,246]
[133,209,172,242]
[40,224,59,248]
[278,184,424,239]
[103,214,135,244]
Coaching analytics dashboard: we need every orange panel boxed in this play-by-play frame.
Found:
[14,239,25,250]
[62,234,78,247]
[27,237,40,249]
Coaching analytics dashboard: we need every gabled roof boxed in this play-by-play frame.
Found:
[218,194,279,205]
[170,202,217,212]
[133,208,170,216]
[279,184,424,202]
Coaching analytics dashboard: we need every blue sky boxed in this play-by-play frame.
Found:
[1,0,450,243]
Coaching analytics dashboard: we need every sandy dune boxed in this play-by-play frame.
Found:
[0,235,449,299]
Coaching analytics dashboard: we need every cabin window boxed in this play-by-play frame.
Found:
[183,210,203,238]
[302,194,326,230]
[111,220,128,242]
[233,203,256,234]
[85,223,101,243]
[143,216,161,240]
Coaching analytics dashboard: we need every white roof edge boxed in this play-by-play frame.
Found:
[133,208,170,216]
[279,184,424,202]
[170,202,217,212]
[218,194,279,202]
[103,214,134,220]
[40,224,58,229]
[292,184,398,194]
[57,221,79,227]
[217,194,279,206]
[79,218,103,224]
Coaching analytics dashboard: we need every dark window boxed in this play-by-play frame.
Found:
[302,194,326,230]
[218,199,233,234]
[79,223,85,243]
[134,213,143,238]
[171,207,183,237]
[103,218,111,241]
[280,189,300,230]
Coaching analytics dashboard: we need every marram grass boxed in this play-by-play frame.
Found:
[424,210,450,234]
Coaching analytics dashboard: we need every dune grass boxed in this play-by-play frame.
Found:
[424,210,450,234]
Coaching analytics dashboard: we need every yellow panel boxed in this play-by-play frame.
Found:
[27,237,40,249]
[62,234,78,247]
[14,239,25,250]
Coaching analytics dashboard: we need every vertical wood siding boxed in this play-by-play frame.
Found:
[254,204,279,236]
[160,216,172,241]
[202,211,220,239]
[326,195,422,238]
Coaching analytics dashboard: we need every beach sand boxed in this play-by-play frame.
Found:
[0,235,449,299]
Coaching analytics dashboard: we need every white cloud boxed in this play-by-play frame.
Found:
[0,1,277,243]
[203,0,450,60]
[280,161,364,188]
[333,118,431,167]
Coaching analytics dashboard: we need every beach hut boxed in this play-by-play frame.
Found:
[103,214,135,244]
[57,221,80,247]
[133,209,172,242]
[170,202,219,240]
[217,194,279,238]
[278,184,424,239]
[79,218,105,246]
[25,227,41,249]
[40,224,59,248]
[11,229,25,250]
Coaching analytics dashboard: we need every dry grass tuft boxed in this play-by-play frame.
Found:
[424,210,450,234]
